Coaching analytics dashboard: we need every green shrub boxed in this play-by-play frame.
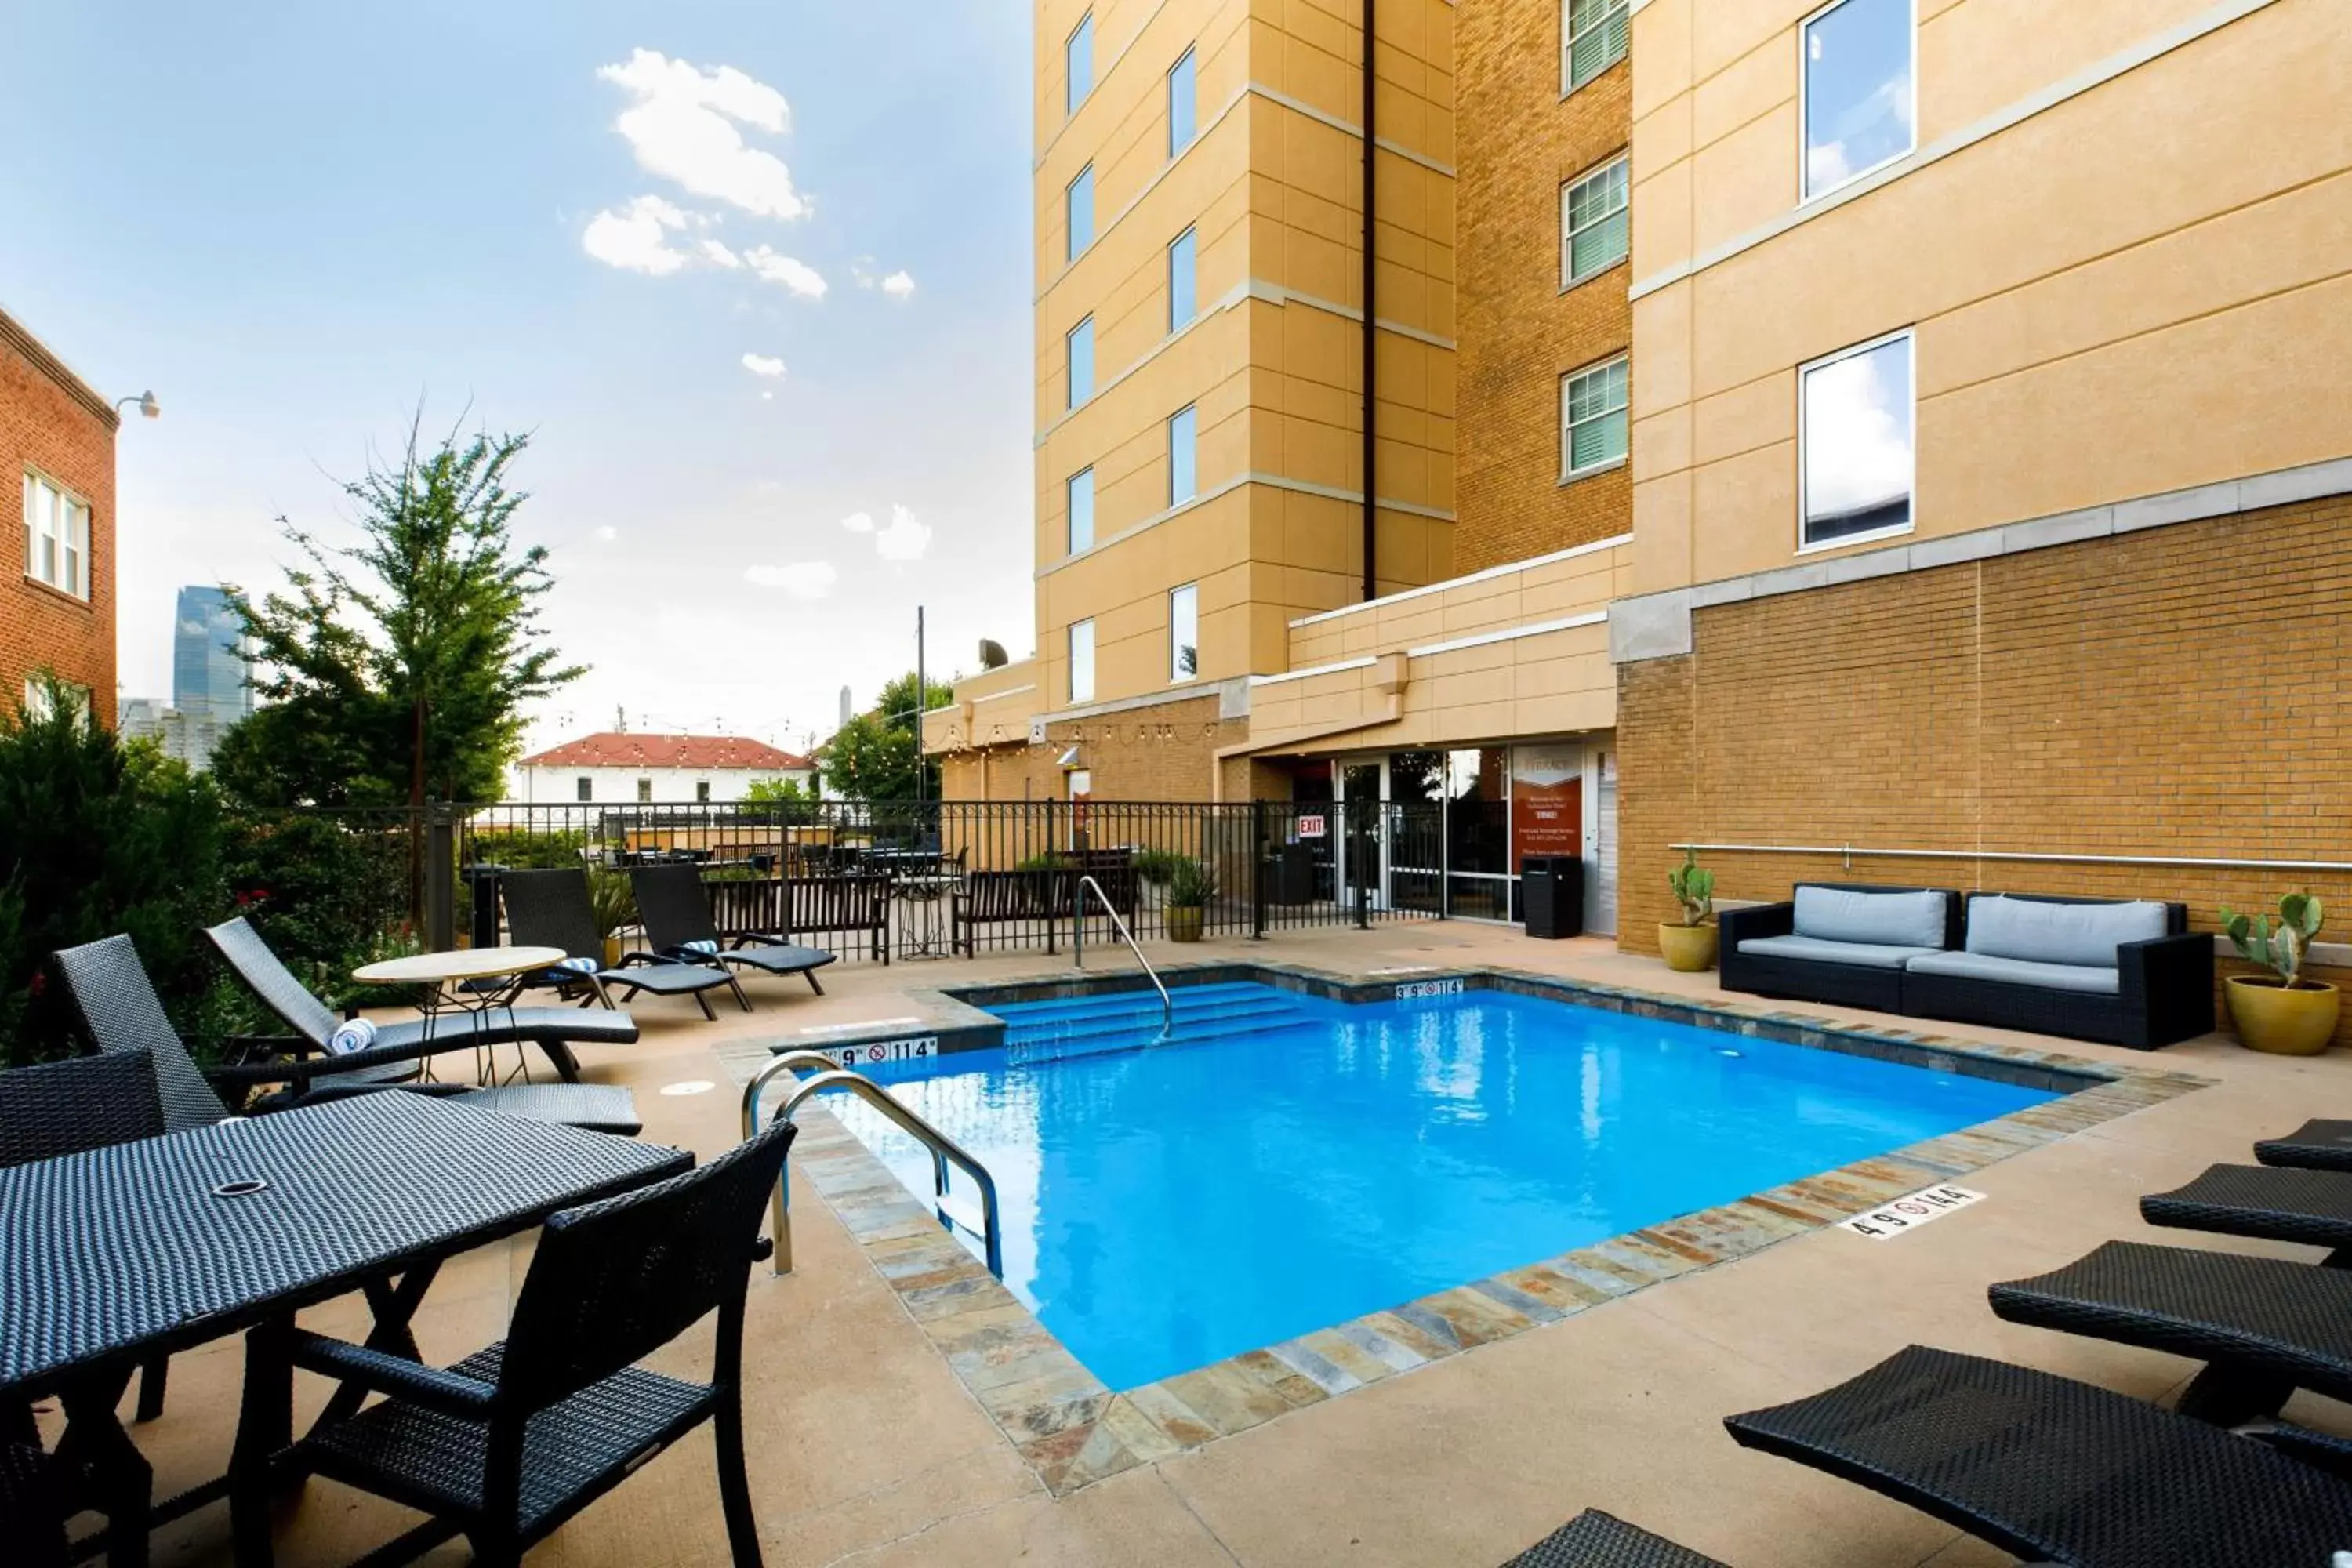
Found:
[1134,848,1186,887]
[1166,857,1218,907]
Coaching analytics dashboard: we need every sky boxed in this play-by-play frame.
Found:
[0,0,1036,760]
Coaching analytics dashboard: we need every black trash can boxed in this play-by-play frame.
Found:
[1520,855,1585,940]
[462,864,506,949]
[1266,840,1317,905]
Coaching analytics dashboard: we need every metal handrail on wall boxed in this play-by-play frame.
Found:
[742,1050,1004,1279]
[1672,842,2352,876]
[1072,873,1174,1035]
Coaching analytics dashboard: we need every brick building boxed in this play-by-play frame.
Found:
[1,304,118,726]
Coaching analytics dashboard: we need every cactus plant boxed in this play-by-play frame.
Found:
[2222,892,2326,989]
[1666,850,1715,927]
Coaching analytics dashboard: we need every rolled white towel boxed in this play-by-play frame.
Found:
[681,938,719,955]
[556,955,601,975]
[327,1017,378,1057]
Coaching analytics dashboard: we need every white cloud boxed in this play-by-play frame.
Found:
[595,524,619,542]
[880,270,916,299]
[744,561,838,599]
[597,49,808,220]
[740,352,786,379]
[873,504,932,563]
[745,245,826,299]
[1803,339,1912,519]
[699,238,742,268]
[581,194,695,274]
[839,511,875,534]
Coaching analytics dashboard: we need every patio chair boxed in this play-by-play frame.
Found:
[499,868,750,1019]
[629,863,836,995]
[2141,1161,2352,1266]
[1500,1509,1729,1566]
[59,935,642,1138]
[2257,1118,2352,1172]
[1723,1344,2352,1567]
[1989,1238,2352,1426]
[209,915,641,1089]
[0,1443,69,1568]
[243,1115,798,1567]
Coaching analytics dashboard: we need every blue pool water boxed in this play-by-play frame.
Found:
[834,982,2054,1390]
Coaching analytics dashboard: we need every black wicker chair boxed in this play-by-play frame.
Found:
[0,1443,69,1568]
[630,864,836,995]
[1500,1509,1728,1567]
[1725,1344,2352,1566]
[2143,1162,2352,1266]
[60,934,641,1136]
[241,1116,797,1566]
[2257,1118,2352,1172]
[499,869,749,1019]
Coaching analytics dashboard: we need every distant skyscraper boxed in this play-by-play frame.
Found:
[172,585,251,726]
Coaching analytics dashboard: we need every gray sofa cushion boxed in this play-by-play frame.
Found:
[1906,949,2122,996]
[1737,935,1944,971]
[1792,887,1949,949]
[1965,895,2167,967]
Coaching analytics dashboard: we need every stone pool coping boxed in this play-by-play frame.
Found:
[757,965,2212,1496]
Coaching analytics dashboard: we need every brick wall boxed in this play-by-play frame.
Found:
[1454,0,1632,575]
[0,313,116,726]
[936,694,1244,801]
[1615,493,2352,1047]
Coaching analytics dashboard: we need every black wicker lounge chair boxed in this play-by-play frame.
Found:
[2257,1118,2352,1172]
[241,1116,797,1566]
[1990,1238,2352,1426]
[1501,1509,1729,1567]
[1724,1344,2352,1567]
[499,868,750,1019]
[59,934,641,1136]
[209,915,640,1088]
[630,863,836,995]
[2143,1162,2352,1265]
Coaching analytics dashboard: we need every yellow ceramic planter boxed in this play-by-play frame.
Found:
[2225,975,2340,1056]
[1167,906,1206,943]
[1657,922,1719,973]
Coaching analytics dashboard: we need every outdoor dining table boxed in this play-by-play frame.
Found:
[0,1092,690,1566]
[350,944,568,1083]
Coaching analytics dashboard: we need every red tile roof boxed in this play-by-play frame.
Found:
[519,732,812,771]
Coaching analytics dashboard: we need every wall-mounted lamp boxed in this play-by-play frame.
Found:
[114,390,162,421]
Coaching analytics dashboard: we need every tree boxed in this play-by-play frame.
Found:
[742,775,808,804]
[222,416,585,807]
[818,671,953,803]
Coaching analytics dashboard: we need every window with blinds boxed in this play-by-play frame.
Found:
[1561,357,1629,478]
[1563,0,1629,93]
[1561,155,1629,286]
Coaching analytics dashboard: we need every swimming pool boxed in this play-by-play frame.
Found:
[832,980,2057,1390]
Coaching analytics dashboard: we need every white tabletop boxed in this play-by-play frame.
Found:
[352,946,569,985]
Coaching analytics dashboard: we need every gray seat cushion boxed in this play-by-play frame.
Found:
[1737,935,1944,971]
[1965,895,2168,967]
[1793,887,1949,949]
[1906,949,2121,995]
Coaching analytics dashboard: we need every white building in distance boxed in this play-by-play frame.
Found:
[512,732,815,804]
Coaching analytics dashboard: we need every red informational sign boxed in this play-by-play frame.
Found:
[1510,746,1584,873]
[1297,814,1327,839]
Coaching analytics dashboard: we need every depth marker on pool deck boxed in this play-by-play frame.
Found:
[799,1016,924,1036]
[1840,1185,1987,1239]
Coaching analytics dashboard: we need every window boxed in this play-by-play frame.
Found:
[1066,316,1095,408]
[695,780,712,804]
[1802,0,1915,200]
[20,677,88,726]
[1561,357,1629,477]
[1169,583,1199,682]
[1561,156,1629,285]
[22,470,89,600]
[1066,165,1094,261]
[1068,619,1096,703]
[1563,0,1629,93]
[575,775,593,803]
[1068,467,1096,553]
[1065,13,1094,115]
[637,778,653,804]
[1168,49,1197,155]
[1168,405,1198,505]
[1167,227,1197,330]
[1801,328,1914,547]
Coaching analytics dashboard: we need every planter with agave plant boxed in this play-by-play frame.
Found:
[587,870,639,968]
[1164,858,1218,943]
[2221,892,2339,1055]
[1657,850,1718,972]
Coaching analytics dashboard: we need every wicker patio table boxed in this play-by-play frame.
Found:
[0,1093,688,1566]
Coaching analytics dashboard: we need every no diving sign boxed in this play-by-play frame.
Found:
[1839,1184,1985,1240]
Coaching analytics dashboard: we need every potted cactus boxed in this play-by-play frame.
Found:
[1657,850,1718,972]
[2221,892,2339,1055]
[1164,858,1218,943]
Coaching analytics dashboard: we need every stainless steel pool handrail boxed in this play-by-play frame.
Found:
[1073,873,1173,1036]
[742,1050,1004,1279]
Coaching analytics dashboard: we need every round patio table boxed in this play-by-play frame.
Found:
[353,946,568,1083]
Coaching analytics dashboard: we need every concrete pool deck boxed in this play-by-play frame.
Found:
[111,920,2352,1566]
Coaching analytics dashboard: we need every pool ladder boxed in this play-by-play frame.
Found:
[1072,873,1174,1038]
[742,1051,1004,1279]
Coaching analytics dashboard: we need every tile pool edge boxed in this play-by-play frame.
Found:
[762,971,2213,1496]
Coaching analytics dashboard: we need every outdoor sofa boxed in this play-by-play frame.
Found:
[1719,884,2213,1048]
